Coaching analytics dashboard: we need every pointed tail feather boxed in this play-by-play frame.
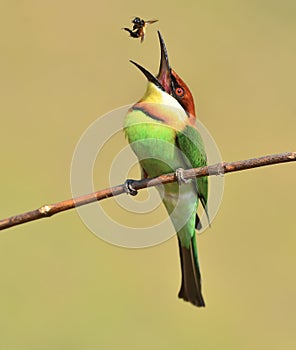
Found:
[195,213,202,230]
[178,237,205,307]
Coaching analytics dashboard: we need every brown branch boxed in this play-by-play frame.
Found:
[0,152,295,231]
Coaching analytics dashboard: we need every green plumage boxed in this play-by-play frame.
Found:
[125,83,208,307]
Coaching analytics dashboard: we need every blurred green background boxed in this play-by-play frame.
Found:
[0,0,296,349]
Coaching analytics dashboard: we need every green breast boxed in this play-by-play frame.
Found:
[124,109,185,178]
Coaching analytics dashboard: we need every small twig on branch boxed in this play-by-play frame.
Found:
[0,152,295,231]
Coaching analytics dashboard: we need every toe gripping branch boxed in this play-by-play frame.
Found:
[124,179,138,196]
[124,168,191,197]
[175,168,192,185]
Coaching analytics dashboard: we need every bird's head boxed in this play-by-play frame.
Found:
[130,31,196,125]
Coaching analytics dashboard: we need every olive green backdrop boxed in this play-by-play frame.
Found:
[0,1,295,349]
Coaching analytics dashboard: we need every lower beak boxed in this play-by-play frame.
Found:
[129,31,173,93]
[129,60,165,91]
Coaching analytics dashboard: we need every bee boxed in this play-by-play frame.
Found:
[122,17,158,43]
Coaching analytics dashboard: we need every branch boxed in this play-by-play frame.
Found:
[1,152,295,231]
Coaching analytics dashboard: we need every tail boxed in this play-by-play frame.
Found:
[178,236,205,307]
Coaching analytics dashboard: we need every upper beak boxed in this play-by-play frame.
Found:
[129,31,173,93]
[156,31,172,93]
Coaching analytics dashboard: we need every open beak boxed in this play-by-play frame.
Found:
[129,60,165,91]
[129,31,173,93]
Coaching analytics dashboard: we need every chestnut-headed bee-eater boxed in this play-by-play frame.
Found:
[124,32,208,307]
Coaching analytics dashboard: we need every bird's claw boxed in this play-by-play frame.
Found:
[175,168,192,185]
[124,179,138,196]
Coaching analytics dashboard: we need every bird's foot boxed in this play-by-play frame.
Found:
[175,168,192,185]
[123,179,138,196]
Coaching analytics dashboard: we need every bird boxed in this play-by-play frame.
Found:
[124,31,208,307]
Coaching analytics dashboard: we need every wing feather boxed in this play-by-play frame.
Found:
[176,126,209,226]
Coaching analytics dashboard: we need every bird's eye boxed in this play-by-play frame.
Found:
[175,87,184,97]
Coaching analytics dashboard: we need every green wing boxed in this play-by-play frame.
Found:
[176,125,209,225]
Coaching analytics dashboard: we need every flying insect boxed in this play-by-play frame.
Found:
[122,17,158,43]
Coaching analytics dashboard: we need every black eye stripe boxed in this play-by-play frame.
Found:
[171,75,185,97]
